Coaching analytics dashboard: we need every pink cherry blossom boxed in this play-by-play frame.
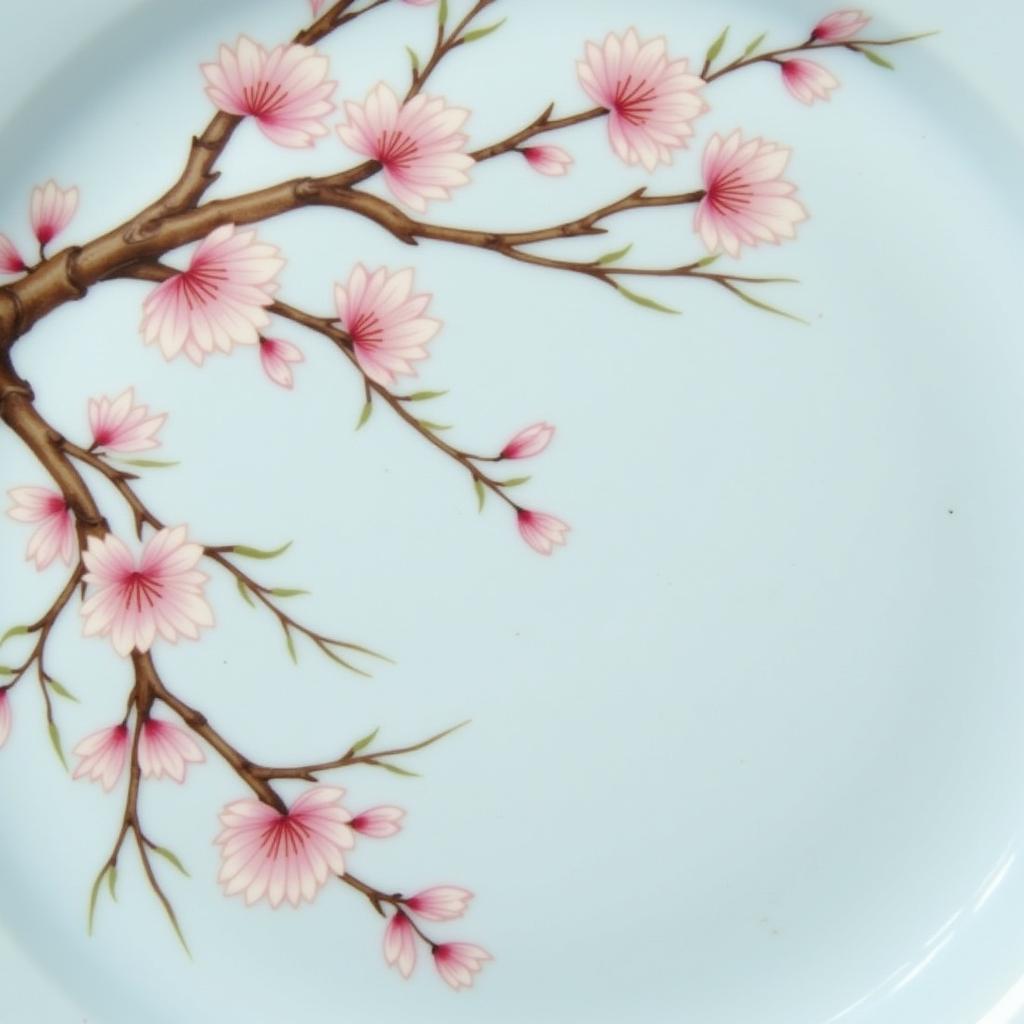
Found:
[73,724,128,792]
[259,337,304,389]
[337,83,474,212]
[812,9,871,42]
[7,487,76,571]
[334,264,440,386]
[577,29,706,172]
[203,37,336,148]
[80,526,213,658]
[501,422,555,460]
[351,806,405,838]
[781,59,839,104]
[138,718,205,782]
[406,886,473,922]
[141,225,283,364]
[516,509,570,557]
[30,181,79,248]
[0,692,10,749]
[521,146,573,177]
[216,786,355,908]
[88,388,166,454]
[432,943,492,991]
[694,131,808,258]
[383,911,418,978]
[0,234,26,275]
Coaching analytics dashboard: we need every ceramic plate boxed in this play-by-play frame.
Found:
[1,1,1023,1021]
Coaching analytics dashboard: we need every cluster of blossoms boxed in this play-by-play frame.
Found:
[0,180,78,274]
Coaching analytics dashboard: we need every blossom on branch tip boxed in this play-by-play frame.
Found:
[139,718,205,782]
[780,60,839,104]
[72,724,128,792]
[216,786,355,908]
[80,526,213,658]
[501,422,555,460]
[259,337,305,389]
[577,29,706,172]
[0,692,10,749]
[7,487,76,571]
[337,83,474,212]
[521,145,574,177]
[141,225,283,364]
[30,181,78,248]
[202,36,336,148]
[383,911,417,978]
[0,234,26,275]
[812,9,871,42]
[334,264,440,386]
[694,131,807,258]
[351,805,405,838]
[88,388,166,453]
[516,509,570,557]
[405,886,474,922]
[432,943,492,990]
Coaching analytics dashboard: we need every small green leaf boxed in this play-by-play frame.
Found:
[405,390,448,402]
[270,588,310,598]
[616,284,681,315]
[474,479,486,513]
[461,18,506,44]
[694,254,721,269]
[438,0,448,25]
[285,630,298,664]
[152,845,190,877]
[499,476,532,488]
[743,32,767,57]
[47,678,79,703]
[351,727,380,754]
[48,720,68,771]
[356,401,373,431]
[236,577,255,608]
[1,625,28,646]
[406,46,421,76]
[116,458,180,469]
[107,867,118,902]
[858,47,895,69]
[87,867,109,935]
[705,25,730,67]
[595,243,634,266]
[728,286,808,324]
[161,903,191,958]
[0,666,12,676]
[378,762,421,778]
[416,420,452,432]
[232,541,292,560]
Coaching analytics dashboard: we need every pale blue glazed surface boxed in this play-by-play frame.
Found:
[1,1,1024,1022]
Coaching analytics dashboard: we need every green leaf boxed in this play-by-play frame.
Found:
[406,46,421,76]
[499,476,531,488]
[438,0,448,25]
[705,25,730,67]
[694,254,721,269]
[405,390,448,402]
[461,18,506,44]
[116,458,180,469]
[47,678,79,703]
[595,243,633,266]
[0,666,12,676]
[1,625,28,647]
[351,727,380,754]
[378,762,421,778]
[269,588,310,598]
[858,47,895,69]
[107,867,118,902]
[355,401,373,431]
[161,903,191,959]
[87,867,109,935]
[152,845,190,877]
[728,286,808,324]
[236,577,255,608]
[416,420,452,432]
[616,284,681,315]
[232,541,292,560]
[48,720,68,771]
[474,479,486,513]
[743,32,767,57]
[285,630,298,664]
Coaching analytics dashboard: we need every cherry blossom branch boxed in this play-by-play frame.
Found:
[407,0,500,100]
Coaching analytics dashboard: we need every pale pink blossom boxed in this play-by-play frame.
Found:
[141,225,283,364]
[88,388,166,453]
[781,59,839,104]
[351,806,405,838]
[7,487,76,571]
[0,692,10,749]
[577,29,706,172]
[259,337,304,389]
[338,83,474,212]
[30,181,79,248]
[216,786,355,908]
[521,146,573,177]
[517,509,570,556]
[80,526,213,658]
[694,131,808,258]
[406,886,474,922]
[501,422,555,460]
[812,9,871,42]
[334,264,440,386]
[73,724,128,792]
[384,911,418,978]
[0,235,26,275]
[433,943,492,991]
[203,37,336,148]
[138,718,205,783]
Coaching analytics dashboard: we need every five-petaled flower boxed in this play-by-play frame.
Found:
[73,724,129,792]
[80,526,214,657]
[7,487,76,571]
[30,180,79,249]
[383,911,418,978]
[89,388,166,453]
[432,943,492,991]
[338,83,474,211]
[521,145,574,177]
[334,264,441,386]
[405,886,474,921]
[577,29,706,172]
[259,337,305,389]
[811,9,871,42]
[351,806,405,838]
[141,224,284,365]
[780,59,839,105]
[216,786,355,908]
[516,509,570,556]
[138,718,205,783]
[694,130,808,258]
[501,423,555,460]
[203,36,336,148]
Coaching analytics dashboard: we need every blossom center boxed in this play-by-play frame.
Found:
[260,815,312,860]
[242,80,290,120]
[178,263,228,310]
[350,311,384,348]
[44,495,69,517]
[122,570,164,612]
[612,75,657,126]
[707,168,754,214]
[376,130,419,170]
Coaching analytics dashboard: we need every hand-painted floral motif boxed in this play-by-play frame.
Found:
[7,487,76,571]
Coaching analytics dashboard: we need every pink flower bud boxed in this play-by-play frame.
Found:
[521,146,574,177]
[72,724,129,792]
[259,337,305,389]
[811,9,871,42]
[30,180,79,248]
[383,911,417,978]
[351,806,405,838]
[0,234,26,275]
[406,886,474,921]
[432,943,492,990]
[0,691,11,748]
[780,60,839,105]
[501,422,555,460]
[89,388,166,453]
[516,509,570,556]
